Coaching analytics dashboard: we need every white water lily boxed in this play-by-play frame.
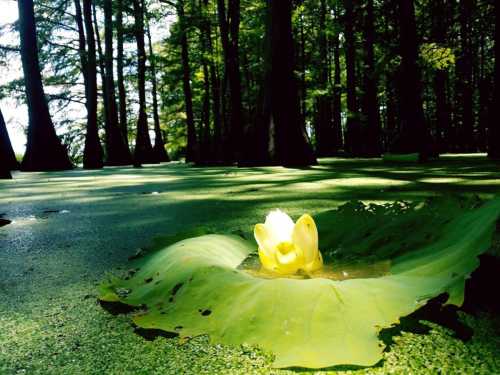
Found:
[254,210,323,275]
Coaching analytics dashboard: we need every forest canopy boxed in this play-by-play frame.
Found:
[1,0,500,173]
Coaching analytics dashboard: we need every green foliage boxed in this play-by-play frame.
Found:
[420,43,456,70]
[100,196,500,369]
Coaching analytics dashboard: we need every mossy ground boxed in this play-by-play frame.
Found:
[0,155,499,374]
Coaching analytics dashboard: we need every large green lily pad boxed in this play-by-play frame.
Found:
[99,196,500,368]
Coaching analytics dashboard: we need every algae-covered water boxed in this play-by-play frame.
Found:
[1,156,499,374]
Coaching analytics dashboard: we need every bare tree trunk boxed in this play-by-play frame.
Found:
[489,0,500,158]
[455,0,475,152]
[201,0,222,161]
[132,0,157,164]
[393,0,429,158]
[314,0,335,157]
[0,108,19,173]
[18,0,72,171]
[92,2,108,130]
[78,0,104,169]
[178,0,198,162]
[116,0,128,142]
[146,21,170,162]
[332,21,343,152]
[216,0,243,163]
[103,0,133,165]
[251,0,316,166]
[361,0,381,157]
[431,0,450,154]
[343,0,361,156]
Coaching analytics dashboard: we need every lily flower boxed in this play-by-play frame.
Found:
[254,210,323,275]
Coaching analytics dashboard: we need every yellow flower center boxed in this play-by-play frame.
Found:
[276,242,294,255]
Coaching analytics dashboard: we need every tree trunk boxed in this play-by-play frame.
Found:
[79,0,104,169]
[92,1,108,131]
[489,0,500,158]
[178,0,198,162]
[0,108,19,172]
[197,1,212,162]
[332,24,343,152]
[314,0,335,157]
[455,0,475,152]
[132,0,156,164]
[201,0,222,161]
[393,0,429,158]
[343,0,361,156]
[117,0,128,142]
[361,0,381,157]
[18,0,72,171]
[104,0,133,165]
[251,0,316,166]
[431,0,450,154]
[146,21,170,162]
[216,0,243,163]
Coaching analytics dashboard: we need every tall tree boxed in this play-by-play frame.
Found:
[313,0,335,157]
[146,20,170,162]
[133,0,157,164]
[178,0,198,162]
[332,19,343,152]
[431,0,451,153]
[201,0,222,161]
[361,0,381,156]
[77,0,104,169]
[251,0,316,166]
[116,0,128,142]
[343,0,361,155]
[489,0,500,159]
[455,0,475,152]
[17,0,72,171]
[0,108,19,172]
[393,0,428,158]
[196,0,212,161]
[217,0,243,163]
[103,0,133,165]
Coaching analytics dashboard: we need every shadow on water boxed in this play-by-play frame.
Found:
[463,254,500,314]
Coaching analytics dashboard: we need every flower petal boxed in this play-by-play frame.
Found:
[292,214,319,264]
[254,223,276,256]
[265,209,294,243]
[258,247,278,272]
[304,251,323,273]
[275,248,303,275]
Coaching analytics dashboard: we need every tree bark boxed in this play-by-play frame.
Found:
[146,21,169,162]
[251,0,316,166]
[393,0,429,158]
[489,0,500,158]
[332,23,343,152]
[18,0,72,171]
[216,0,243,163]
[431,0,450,154]
[343,0,361,156]
[201,0,222,161]
[178,0,198,162]
[314,0,335,157]
[361,0,381,156]
[79,0,104,169]
[132,0,157,164]
[116,0,128,142]
[103,0,133,165]
[92,1,108,131]
[455,0,475,152]
[0,108,19,172]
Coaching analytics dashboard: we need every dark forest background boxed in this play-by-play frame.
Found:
[1,0,500,177]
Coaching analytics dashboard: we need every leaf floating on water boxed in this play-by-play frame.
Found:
[99,196,500,369]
